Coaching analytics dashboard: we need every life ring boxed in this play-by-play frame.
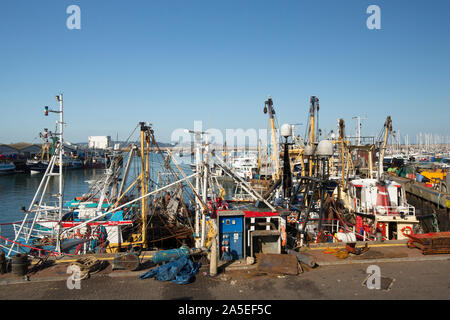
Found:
[281,225,287,247]
[401,226,413,237]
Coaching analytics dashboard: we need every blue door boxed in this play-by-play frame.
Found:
[219,216,243,260]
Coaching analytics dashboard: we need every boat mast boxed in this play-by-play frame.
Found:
[310,97,316,144]
[257,138,261,176]
[352,115,367,146]
[184,128,208,248]
[378,116,392,180]
[54,93,64,253]
[308,96,319,177]
[57,94,63,222]
[201,136,209,247]
[338,118,346,190]
[195,132,201,248]
[264,96,280,180]
[139,122,151,250]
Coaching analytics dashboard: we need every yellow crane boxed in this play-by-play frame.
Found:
[264,97,280,180]
[378,116,392,178]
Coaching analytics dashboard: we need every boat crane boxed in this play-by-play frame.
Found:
[263,96,280,180]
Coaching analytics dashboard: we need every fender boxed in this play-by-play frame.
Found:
[280,225,287,247]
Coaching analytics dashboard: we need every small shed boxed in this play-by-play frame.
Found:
[10,143,42,158]
[0,144,19,156]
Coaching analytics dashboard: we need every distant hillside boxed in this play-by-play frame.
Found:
[74,141,175,148]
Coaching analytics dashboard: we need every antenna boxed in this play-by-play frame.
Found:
[352,115,367,145]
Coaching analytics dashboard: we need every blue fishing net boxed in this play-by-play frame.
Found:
[139,256,201,285]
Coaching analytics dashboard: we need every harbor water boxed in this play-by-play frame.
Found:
[0,169,106,239]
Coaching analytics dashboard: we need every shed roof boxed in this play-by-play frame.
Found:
[8,142,34,150]
[0,144,19,154]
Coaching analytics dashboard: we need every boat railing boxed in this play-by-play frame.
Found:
[31,199,60,210]
[299,218,384,242]
[35,210,63,221]
[373,204,415,216]
[13,222,56,239]
[318,220,378,241]
[5,221,100,256]
[232,193,254,201]
[0,241,24,256]
[31,201,70,220]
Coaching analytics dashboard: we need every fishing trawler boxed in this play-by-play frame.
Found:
[26,128,85,174]
[1,96,199,258]
[27,153,85,174]
[341,116,419,240]
[25,128,55,174]
[270,100,420,245]
[345,178,418,240]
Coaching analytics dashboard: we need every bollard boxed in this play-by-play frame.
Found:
[11,253,29,276]
[376,232,383,242]
[0,251,6,274]
[209,235,218,277]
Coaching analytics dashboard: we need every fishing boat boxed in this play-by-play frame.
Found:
[71,157,84,169]
[0,95,129,256]
[230,153,258,180]
[27,156,83,174]
[1,98,199,258]
[25,128,55,174]
[26,160,50,174]
[345,177,418,240]
[341,116,419,240]
[0,156,16,175]
[26,129,86,174]
[270,102,420,246]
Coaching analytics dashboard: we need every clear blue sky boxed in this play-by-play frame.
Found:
[0,0,449,145]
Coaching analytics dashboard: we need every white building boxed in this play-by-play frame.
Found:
[88,136,111,150]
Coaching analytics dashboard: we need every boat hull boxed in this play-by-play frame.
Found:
[0,162,16,175]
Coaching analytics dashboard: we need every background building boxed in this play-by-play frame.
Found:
[88,136,111,150]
